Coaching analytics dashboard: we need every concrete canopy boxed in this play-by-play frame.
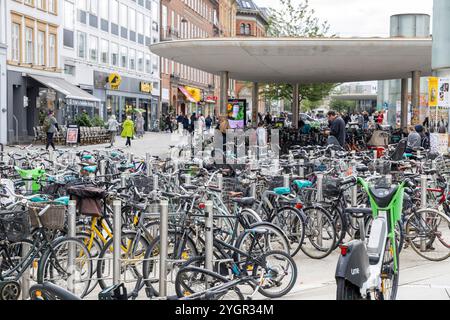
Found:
[151,38,432,84]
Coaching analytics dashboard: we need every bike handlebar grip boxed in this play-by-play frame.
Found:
[341,176,357,186]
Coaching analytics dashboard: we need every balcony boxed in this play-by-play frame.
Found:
[161,27,180,42]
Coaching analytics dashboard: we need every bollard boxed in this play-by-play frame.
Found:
[331,149,336,158]
[146,153,151,164]
[185,174,191,185]
[299,159,305,178]
[420,175,428,252]
[21,242,31,299]
[205,201,214,289]
[120,173,127,188]
[128,153,134,163]
[146,161,153,177]
[250,182,257,198]
[217,174,223,190]
[112,200,122,285]
[316,174,324,247]
[159,200,169,297]
[373,149,378,161]
[153,174,159,190]
[99,160,106,182]
[283,174,290,188]
[385,174,392,186]
[49,149,54,162]
[67,201,77,293]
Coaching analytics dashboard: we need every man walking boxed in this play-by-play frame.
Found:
[44,110,59,150]
[326,110,346,148]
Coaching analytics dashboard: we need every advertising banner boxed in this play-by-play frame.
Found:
[66,125,79,144]
[227,99,247,129]
[428,77,439,107]
[438,78,450,108]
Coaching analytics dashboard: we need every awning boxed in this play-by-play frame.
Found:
[178,86,197,103]
[29,74,100,103]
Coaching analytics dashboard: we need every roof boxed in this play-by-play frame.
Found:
[29,74,100,103]
[150,37,432,84]
[236,0,270,24]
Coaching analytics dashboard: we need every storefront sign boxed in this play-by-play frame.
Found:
[140,82,153,93]
[428,77,439,107]
[206,96,218,103]
[438,78,450,108]
[66,125,79,144]
[227,99,247,129]
[185,86,201,102]
[108,73,122,90]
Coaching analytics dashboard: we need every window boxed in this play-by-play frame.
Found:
[129,49,135,70]
[11,23,20,62]
[111,0,118,24]
[240,24,245,35]
[37,0,45,10]
[64,64,75,75]
[101,39,108,64]
[137,13,144,34]
[120,46,127,68]
[137,51,144,72]
[100,0,108,20]
[49,33,56,67]
[78,32,87,58]
[144,16,151,37]
[65,1,74,29]
[78,0,87,11]
[37,31,45,65]
[129,8,136,31]
[162,5,167,30]
[145,54,151,73]
[111,42,119,66]
[120,4,128,28]
[245,24,251,35]
[48,0,56,14]
[90,0,98,15]
[89,35,98,61]
[25,27,34,64]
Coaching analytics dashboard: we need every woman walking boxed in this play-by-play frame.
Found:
[44,110,59,150]
[107,115,120,147]
[121,116,135,147]
[135,112,145,138]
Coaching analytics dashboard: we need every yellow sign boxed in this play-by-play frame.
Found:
[140,82,153,93]
[428,77,439,107]
[185,86,201,102]
[108,73,122,90]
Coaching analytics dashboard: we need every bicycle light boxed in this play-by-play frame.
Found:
[339,245,349,256]
[295,203,303,209]
[198,203,206,210]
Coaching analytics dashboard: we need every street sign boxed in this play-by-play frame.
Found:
[66,125,79,144]
[108,73,122,90]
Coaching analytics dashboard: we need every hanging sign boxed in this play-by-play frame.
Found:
[438,78,450,108]
[108,73,122,90]
[428,77,439,107]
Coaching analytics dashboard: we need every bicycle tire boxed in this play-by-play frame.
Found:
[336,278,363,300]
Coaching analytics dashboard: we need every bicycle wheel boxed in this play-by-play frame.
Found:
[37,237,92,299]
[96,231,150,293]
[301,206,337,259]
[76,232,103,296]
[269,207,305,257]
[252,250,297,299]
[336,278,363,300]
[142,231,198,297]
[376,237,399,300]
[175,266,244,300]
[0,239,34,276]
[405,210,450,261]
[235,222,290,258]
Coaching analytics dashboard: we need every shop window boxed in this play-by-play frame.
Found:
[240,23,245,35]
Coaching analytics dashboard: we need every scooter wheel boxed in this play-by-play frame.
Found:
[0,281,21,300]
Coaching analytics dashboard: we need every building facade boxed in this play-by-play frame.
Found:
[160,0,219,118]
[61,0,161,131]
[0,0,7,144]
[235,0,269,118]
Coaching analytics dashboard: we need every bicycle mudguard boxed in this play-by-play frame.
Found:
[335,240,370,288]
[29,282,81,300]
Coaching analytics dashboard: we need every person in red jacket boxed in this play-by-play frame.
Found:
[377,111,384,124]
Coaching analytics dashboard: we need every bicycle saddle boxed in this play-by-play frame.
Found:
[181,184,198,191]
[344,207,373,218]
[231,197,256,206]
[368,186,399,208]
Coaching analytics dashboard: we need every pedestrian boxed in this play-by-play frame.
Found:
[326,110,346,148]
[198,113,206,132]
[182,114,190,135]
[166,114,173,133]
[190,113,197,133]
[377,111,384,124]
[264,112,272,126]
[121,116,135,147]
[363,111,369,130]
[44,110,59,151]
[205,115,213,131]
[135,112,145,138]
[406,125,422,153]
[107,115,120,147]
[256,122,267,159]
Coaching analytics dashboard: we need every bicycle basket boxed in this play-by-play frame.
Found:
[0,210,31,242]
[322,177,341,197]
[29,203,66,231]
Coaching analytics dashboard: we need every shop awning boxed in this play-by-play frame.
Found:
[178,86,197,103]
[29,74,100,103]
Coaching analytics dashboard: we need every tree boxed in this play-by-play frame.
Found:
[263,0,337,110]
[329,99,356,114]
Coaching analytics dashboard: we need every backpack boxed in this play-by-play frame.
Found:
[421,134,430,150]
[43,117,51,133]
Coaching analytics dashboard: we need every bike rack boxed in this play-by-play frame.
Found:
[0,143,3,163]
[420,175,428,252]
[205,201,214,289]
[113,200,122,285]
[159,200,169,297]
[316,174,324,247]
[67,200,77,293]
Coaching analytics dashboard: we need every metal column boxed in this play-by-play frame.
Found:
[292,84,300,130]
[219,71,229,115]
[411,71,421,124]
[252,82,259,126]
[400,78,409,132]
[420,175,428,251]
[67,200,77,293]
[205,201,214,283]
[159,200,169,297]
[112,200,122,285]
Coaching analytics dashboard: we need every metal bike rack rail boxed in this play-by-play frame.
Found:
[159,200,169,297]
[67,200,77,293]
[113,200,122,285]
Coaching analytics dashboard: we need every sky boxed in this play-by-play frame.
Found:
[254,0,433,37]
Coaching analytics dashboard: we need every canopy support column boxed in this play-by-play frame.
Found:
[219,71,229,115]
[400,78,409,133]
[292,84,300,130]
[411,71,421,125]
[252,82,259,126]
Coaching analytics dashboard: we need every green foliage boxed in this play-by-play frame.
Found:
[301,99,324,112]
[74,112,92,127]
[329,99,357,113]
[91,116,106,127]
[263,0,337,108]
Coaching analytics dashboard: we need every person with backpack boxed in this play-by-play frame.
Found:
[121,116,135,147]
[205,115,213,131]
[44,110,59,151]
